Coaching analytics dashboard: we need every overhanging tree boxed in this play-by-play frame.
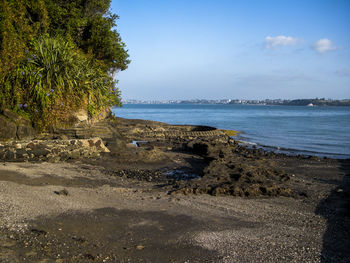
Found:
[0,0,129,129]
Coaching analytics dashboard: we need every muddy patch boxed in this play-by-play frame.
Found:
[0,208,228,262]
[0,170,116,188]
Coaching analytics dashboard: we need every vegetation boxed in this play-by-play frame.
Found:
[283,99,350,106]
[224,130,239,137]
[0,0,129,130]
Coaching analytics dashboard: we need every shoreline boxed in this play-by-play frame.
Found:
[112,104,350,160]
[236,137,350,160]
[0,116,349,262]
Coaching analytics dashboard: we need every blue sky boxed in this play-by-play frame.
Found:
[111,0,350,100]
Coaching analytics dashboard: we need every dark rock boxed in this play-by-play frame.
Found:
[31,148,51,157]
[172,137,294,197]
[30,228,47,236]
[298,191,308,197]
[88,139,95,147]
[17,124,35,140]
[0,109,35,141]
[95,140,102,147]
[5,150,15,160]
[15,148,27,158]
[26,142,36,149]
[186,140,210,156]
[0,115,17,140]
[136,141,149,147]
[54,189,69,196]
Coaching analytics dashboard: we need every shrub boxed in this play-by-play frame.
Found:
[0,37,121,130]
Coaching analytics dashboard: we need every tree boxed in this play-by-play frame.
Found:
[0,0,129,129]
[44,0,130,72]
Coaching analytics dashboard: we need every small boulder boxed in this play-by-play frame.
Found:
[17,124,35,140]
[54,189,69,196]
[0,115,17,140]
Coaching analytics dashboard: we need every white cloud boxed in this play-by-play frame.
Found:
[312,38,336,53]
[265,35,299,49]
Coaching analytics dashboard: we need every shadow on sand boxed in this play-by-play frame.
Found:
[316,159,350,262]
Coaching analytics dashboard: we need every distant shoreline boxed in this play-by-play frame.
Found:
[123,102,350,107]
[122,98,350,106]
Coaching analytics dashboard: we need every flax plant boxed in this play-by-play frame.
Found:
[1,37,121,130]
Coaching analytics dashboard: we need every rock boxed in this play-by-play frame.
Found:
[307,156,321,161]
[173,138,294,197]
[17,124,35,140]
[54,189,69,196]
[0,137,110,161]
[31,148,51,157]
[69,149,81,159]
[5,151,15,160]
[73,109,88,122]
[26,142,36,149]
[136,245,145,250]
[56,134,68,140]
[30,228,47,236]
[186,140,210,156]
[86,137,110,152]
[15,148,27,158]
[0,109,36,141]
[0,115,17,140]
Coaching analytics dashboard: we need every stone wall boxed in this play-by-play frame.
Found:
[0,137,109,162]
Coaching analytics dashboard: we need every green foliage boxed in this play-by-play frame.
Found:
[0,0,129,130]
[44,0,130,72]
[0,37,121,129]
[0,0,48,78]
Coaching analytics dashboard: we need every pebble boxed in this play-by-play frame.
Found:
[136,245,145,250]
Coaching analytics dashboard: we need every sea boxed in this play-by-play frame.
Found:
[111,104,350,159]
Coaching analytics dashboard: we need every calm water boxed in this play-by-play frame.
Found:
[112,104,350,159]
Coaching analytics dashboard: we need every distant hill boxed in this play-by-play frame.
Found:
[281,99,350,106]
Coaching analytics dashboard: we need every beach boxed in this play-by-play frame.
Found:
[2,0,349,262]
[0,117,349,262]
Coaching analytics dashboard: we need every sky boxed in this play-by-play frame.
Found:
[111,0,350,100]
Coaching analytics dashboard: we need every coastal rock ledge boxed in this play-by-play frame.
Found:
[0,137,109,162]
